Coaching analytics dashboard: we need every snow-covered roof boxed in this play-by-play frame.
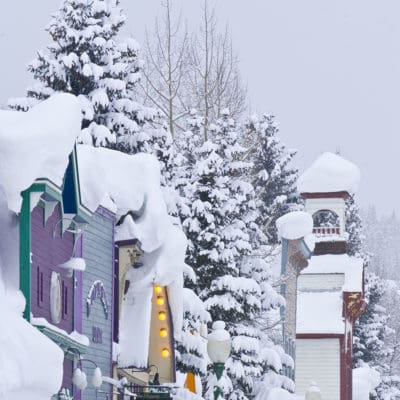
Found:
[298,152,361,194]
[0,94,81,213]
[302,254,363,292]
[0,275,64,399]
[77,145,170,253]
[0,95,188,374]
[276,211,313,240]
[297,291,345,334]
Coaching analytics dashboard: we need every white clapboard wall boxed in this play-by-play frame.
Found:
[296,338,341,400]
[298,273,345,292]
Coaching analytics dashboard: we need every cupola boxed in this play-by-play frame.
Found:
[298,152,361,255]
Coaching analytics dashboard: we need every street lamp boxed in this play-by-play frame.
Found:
[72,359,103,391]
[207,321,231,400]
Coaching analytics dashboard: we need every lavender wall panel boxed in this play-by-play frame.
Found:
[30,203,75,397]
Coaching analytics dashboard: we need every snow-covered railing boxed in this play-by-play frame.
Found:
[313,226,340,235]
[313,226,340,237]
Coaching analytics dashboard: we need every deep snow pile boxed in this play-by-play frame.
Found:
[0,94,81,213]
[276,211,313,240]
[77,144,188,367]
[298,152,361,194]
[0,94,81,399]
[0,271,64,400]
[353,364,381,400]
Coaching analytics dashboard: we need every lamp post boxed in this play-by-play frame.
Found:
[207,321,231,400]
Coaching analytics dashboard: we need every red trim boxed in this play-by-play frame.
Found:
[296,334,349,400]
[301,191,349,199]
[340,335,345,400]
[296,333,343,339]
[115,238,141,247]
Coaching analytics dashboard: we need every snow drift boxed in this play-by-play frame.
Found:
[0,271,64,400]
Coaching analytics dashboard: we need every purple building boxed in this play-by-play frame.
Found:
[19,148,97,399]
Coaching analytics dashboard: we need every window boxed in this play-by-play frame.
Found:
[37,267,44,307]
[62,281,68,319]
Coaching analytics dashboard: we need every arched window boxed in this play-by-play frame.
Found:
[312,210,340,236]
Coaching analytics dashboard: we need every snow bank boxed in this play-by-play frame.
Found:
[172,388,205,400]
[297,291,345,334]
[77,145,170,253]
[0,189,19,288]
[276,211,313,240]
[302,254,363,292]
[0,274,64,400]
[353,365,380,400]
[0,94,81,213]
[298,152,361,194]
[266,387,297,400]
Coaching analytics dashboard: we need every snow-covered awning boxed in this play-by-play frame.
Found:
[31,317,89,354]
[302,254,363,292]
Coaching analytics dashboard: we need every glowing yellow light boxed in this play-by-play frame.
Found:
[161,348,170,358]
[154,285,162,294]
[156,296,165,306]
[160,328,168,338]
[158,311,166,321]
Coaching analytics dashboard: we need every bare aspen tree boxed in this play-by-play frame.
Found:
[141,0,188,139]
[187,0,247,140]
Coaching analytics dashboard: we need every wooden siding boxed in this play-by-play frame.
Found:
[314,241,347,255]
[31,204,74,334]
[295,338,341,400]
[31,203,75,394]
[298,273,345,292]
[81,207,115,400]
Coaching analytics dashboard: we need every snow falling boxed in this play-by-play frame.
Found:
[0,1,397,400]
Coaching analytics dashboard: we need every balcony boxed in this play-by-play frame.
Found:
[117,384,173,400]
[312,226,340,238]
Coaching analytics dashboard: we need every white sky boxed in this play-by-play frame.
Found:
[1,0,399,215]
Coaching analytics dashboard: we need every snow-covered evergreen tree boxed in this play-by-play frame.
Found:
[346,194,365,258]
[353,273,394,399]
[176,287,210,376]
[354,273,392,367]
[362,207,400,279]
[8,0,173,162]
[174,110,204,215]
[243,114,298,244]
[181,111,263,400]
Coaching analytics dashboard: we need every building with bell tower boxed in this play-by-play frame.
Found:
[294,152,366,400]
